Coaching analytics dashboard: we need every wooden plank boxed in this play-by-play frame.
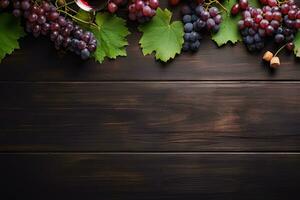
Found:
[0,0,299,81]
[1,153,300,199]
[1,36,299,81]
[1,82,300,152]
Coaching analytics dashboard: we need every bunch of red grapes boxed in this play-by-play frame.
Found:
[108,0,160,23]
[0,0,97,60]
[232,0,299,52]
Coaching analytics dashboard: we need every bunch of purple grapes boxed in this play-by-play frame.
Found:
[0,0,97,60]
[274,0,300,50]
[107,0,159,23]
[181,1,222,52]
[128,0,159,23]
[233,0,280,51]
[233,0,299,52]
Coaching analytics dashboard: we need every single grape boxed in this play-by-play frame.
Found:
[239,0,249,10]
[13,9,22,17]
[182,42,190,52]
[274,34,284,43]
[231,4,240,15]
[184,23,193,33]
[206,18,215,30]
[209,7,218,17]
[190,40,200,51]
[286,42,295,51]
[183,15,192,23]
[21,1,31,10]
[214,15,222,24]
[81,48,90,60]
[189,31,199,42]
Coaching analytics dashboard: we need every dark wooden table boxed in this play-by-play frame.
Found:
[1,2,300,199]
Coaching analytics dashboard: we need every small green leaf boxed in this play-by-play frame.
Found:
[138,8,184,62]
[76,11,130,63]
[0,13,26,63]
[294,31,300,58]
[212,0,241,46]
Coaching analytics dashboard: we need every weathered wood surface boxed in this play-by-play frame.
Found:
[1,82,300,152]
[1,154,300,200]
[1,1,300,198]
[0,37,299,81]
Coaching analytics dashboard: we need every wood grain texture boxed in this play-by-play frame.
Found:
[0,0,299,81]
[0,36,299,81]
[1,1,300,198]
[1,82,300,152]
[1,154,300,200]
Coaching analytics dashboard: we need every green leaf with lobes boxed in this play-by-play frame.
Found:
[76,11,130,63]
[212,0,260,46]
[294,31,300,58]
[138,8,184,62]
[0,13,26,63]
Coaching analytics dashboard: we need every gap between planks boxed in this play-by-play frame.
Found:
[2,80,300,83]
[1,152,300,155]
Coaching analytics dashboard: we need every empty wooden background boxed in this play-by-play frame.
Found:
[1,1,300,199]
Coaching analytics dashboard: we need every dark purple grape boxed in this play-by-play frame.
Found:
[13,9,22,17]
[81,48,90,60]
[209,7,219,17]
[21,1,30,10]
[286,42,295,51]
[275,34,284,43]
[28,13,38,22]
[206,18,215,30]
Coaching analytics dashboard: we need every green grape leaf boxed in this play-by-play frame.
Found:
[294,31,300,58]
[138,8,184,62]
[212,0,242,46]
[76,11,130,63]
[212,0,260,47]
[0,13,26,63]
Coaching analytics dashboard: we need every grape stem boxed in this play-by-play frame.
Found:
[214,0,227,12]
[205,0,227,12]
[57,9,98,28]
[277,0,287,6]
[65,5,78,14]
[57,1,76,10]
[274,44,287,57]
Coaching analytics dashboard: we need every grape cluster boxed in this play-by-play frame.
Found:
[181,1,222,52]
[234,0,279,51]
[107,0,160,23]
[233,0,299,52]
[1,0,97,60]
[274,0,299,50]
[128,0,159,23]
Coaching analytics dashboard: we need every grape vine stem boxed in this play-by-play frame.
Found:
[274,44,287,57]
[214,0,227,12]
[57,1,76,10]
[205,0,228,12]
[57,9,98,28]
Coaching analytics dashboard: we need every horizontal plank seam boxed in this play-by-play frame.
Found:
[1,152,300,155]
[2,80,300,83]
